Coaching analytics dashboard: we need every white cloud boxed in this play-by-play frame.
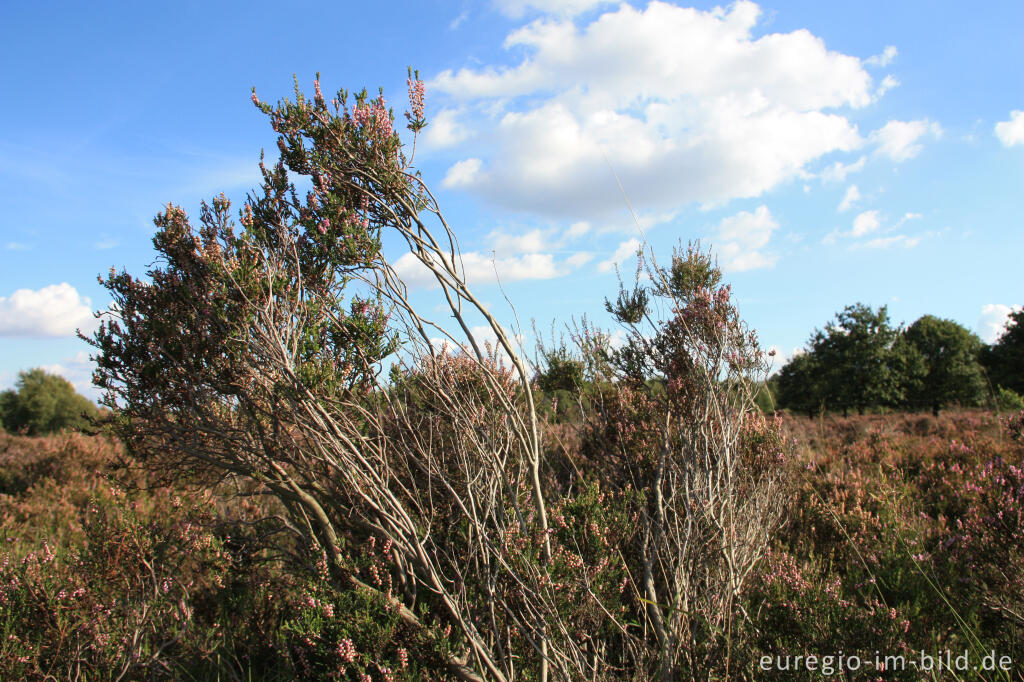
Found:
[566,221,591,239]
[875,74,899,99]
[978,303,1022,344]
[0,283,98,338]
[597,238,642,273]
[565,251,594,267]
[995,110,1024,147]
[492,0,617,18]
[819,155,866,183]
[41,350,100,401]
[838,184,860,212]
[871,119,943,162]
[488,227,550,256]
[862,234,920,249]
[392,250,572,289]
[865,45,898,67]
[421,108,471,149]
[851,210,880,237]
[442,157,483,188]
[6,242,31,251]
[429,1,874,221]
[713,204,778,272]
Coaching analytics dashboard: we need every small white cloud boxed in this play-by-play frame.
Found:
[862,234,920,249]
[597,238,642,273]
[488,227,550,256]
[566,221,591,239]
[0,283,98,338]
[872,119,943,162]
[492,0,615,18]
[894,211,923,228]
[6,242,31,251]
[865,45,898,67]
[449,9,469,29]
[442,158,483,188]
[392,250,568,289]
[819,155,866,183]
[713,204,779,272]
[422,108,471,149]
[565,251,594,268]
[995,110,1024,147]
[875,74,899,98]
[978,303,1022,344]
[851,210,880,237]
[40,350,99,401]
[838,184,860,212]
[93,235,119,250]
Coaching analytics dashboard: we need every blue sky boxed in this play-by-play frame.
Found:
[1,0,1021,399]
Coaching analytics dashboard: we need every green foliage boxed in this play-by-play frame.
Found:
[981,308,1024,394]
[774,352,825,417]
[535,343,585,393]
[810,303,902,415]
[897,315,986,416]
[0,368,97,435]
[996,386,1024,411]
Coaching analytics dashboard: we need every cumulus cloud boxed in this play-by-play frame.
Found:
[597,238,642,273]
[819,155,866,183]
[862,234,920,249]
[0,283,97,338]
[978,303,1022,344]
[421,108,471,149]
[430,1,875,221]
[442,158,483,187]
[492,0,616,18]
[875,74,899,99]
[865,45,898,67]
[871,119,943,162]
[41,350,100,401]
[392,249,576,289]
[851,210,880,237]
[838,184,860,212]
[995,110,1024,147]
[825,210,927,249]
[488,227,551,256]
[712,205,778,272]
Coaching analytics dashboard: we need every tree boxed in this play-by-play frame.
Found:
[981,308,1024,395]
[774,351,828,418]
[897,315,985,416]
[810,303,901,415]
[0,368,98,435]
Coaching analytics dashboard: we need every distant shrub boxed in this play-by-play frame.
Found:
[0,368,97,435]
[996,386,1024,412]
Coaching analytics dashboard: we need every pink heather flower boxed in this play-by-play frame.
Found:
[397,647,409,669]
[337,638,357,663]
[406,77,426,125]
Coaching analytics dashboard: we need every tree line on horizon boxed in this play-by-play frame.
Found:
[766,303,1024,418]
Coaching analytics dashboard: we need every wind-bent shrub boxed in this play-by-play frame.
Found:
[87,74,791,680]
